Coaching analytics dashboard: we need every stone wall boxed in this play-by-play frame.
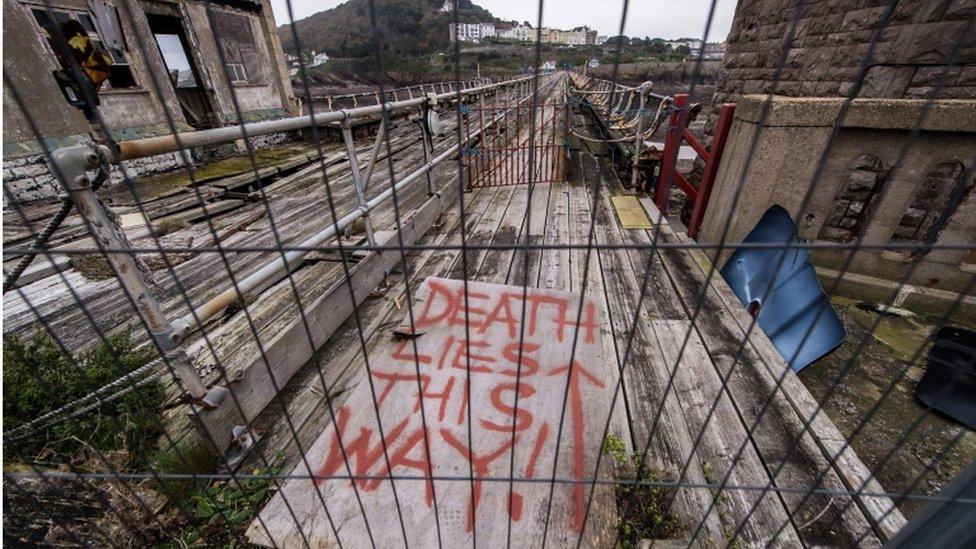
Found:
[710,0,976,119]
[3,152,186,205]
[2,131,294,207]
[698,95,976,320]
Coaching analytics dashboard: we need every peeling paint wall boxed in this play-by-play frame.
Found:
[3,0,298,203]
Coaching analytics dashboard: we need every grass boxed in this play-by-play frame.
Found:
[3,332,281,545]
[603,434,683,547]
[70,253,115,280]
[155,444,283,548]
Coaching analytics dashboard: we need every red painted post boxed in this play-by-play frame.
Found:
[688,102,736,239]
[655,93,688,214]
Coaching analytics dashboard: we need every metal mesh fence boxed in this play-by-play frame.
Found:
[3,0,974,546]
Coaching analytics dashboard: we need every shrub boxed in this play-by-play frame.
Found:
[3,333,163,467]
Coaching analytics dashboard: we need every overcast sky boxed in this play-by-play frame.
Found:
[269,0,737,42]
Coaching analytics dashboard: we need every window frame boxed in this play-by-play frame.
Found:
[26,2,139,91]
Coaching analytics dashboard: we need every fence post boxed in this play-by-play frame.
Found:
[655,93,688,214]
[49,144,207,400]
[340,120,376,246]
[629,82,651,190]
[688,102,736,239]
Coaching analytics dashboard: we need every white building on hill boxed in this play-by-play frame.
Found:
[449,22,496,43]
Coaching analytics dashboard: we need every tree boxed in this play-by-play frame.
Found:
[675,44,691,56]
[647,38,668,54]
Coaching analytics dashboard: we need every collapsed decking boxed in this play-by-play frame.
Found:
[247,93,908,543]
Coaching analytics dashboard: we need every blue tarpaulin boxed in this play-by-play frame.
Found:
[720,205,846,372]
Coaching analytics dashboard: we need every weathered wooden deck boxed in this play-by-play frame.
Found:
[3,86,904,546]
[239,137,902,545]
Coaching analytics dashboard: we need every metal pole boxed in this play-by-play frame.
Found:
[165,76,560,338]
[341,120,376,246]
[656,93,688,214]
[49,144,207,400]
[629,82,651,190]
[361,117,387,193]
[115,76,533,161]
[688,102,736,239]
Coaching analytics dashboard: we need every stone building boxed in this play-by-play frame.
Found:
[711,0,975,104]
[697,0,976,319]
[3,0,298,203]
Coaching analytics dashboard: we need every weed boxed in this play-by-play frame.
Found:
[155,217,188,237]
[3,333,162,467]
[70,254,115,280]
[603,433,629,465]
[160,464,280,547]
[613,453,682,548]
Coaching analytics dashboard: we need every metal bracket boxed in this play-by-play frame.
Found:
[152,323,184,352]
[201,385,230,409]
[49,143,104,191]
[224,425,260,471]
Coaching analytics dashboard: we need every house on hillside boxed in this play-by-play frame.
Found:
[664,38,703,55]
[701,42,725,60]
[449,22,496,43]
[496,23,534,42]
[310,51,329,67]
[2,0,298,203]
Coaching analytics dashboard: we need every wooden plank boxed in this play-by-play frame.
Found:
[249,277,614,547]
[666,226,904,542]
[610,195,653,229]
[579,184,725,544]
[2,254,71,290]
[652,320,801,546]
[592,173,799,544]
[194,178,461,453]
[652,219,887,546]
[240,185,503,470]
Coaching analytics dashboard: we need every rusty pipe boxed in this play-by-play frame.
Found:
[172,74,561,338]
[117,76,536,161]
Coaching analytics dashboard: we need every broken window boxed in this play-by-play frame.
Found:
[29,3,137,90]
[210,10,264,85]
[153,33,197,88]
[891,161,972,255]
[817,154,886,243]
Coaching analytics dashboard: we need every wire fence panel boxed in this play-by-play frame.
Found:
[3,0,975,546]
[466,97,567,188]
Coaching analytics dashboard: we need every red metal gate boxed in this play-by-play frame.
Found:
[654,93,736,239]
[465,97,566,188]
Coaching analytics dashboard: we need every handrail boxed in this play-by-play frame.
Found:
[171,73,561,338]
[116,75,536,161]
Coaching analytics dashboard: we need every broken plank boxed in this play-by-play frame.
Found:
[193,175,462,453]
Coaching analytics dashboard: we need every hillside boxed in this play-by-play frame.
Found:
[278,0,497,59]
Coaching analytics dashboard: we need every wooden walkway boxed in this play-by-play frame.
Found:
[240,132,902,545]
[3,82,904,546]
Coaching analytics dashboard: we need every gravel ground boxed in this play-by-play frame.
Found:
[798,296,976,518]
